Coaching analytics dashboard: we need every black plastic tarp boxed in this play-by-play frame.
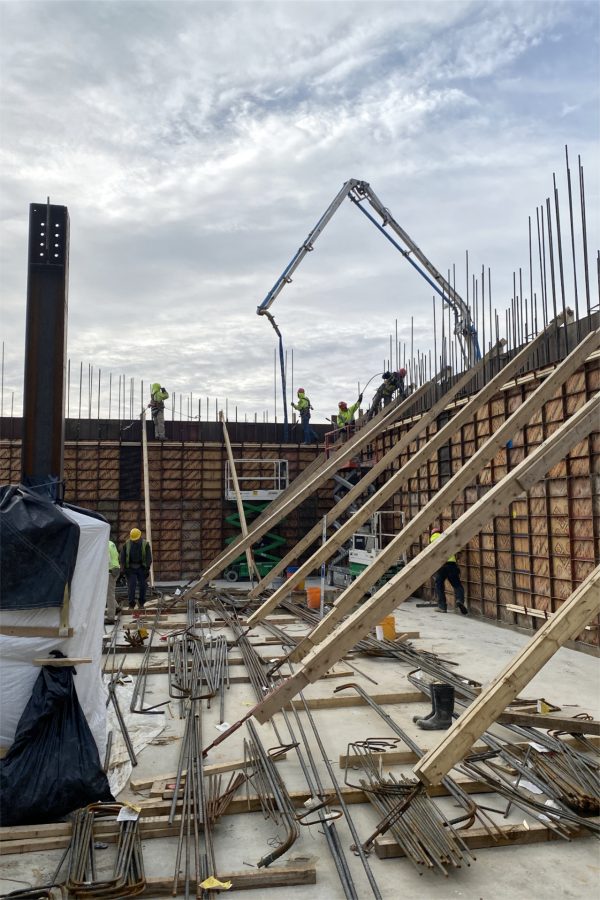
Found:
[0,655,114,825]
[0,484,80,609]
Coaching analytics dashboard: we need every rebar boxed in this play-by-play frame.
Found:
[244,719,299,867]
[345,740,473,876]
[63,803,145,898]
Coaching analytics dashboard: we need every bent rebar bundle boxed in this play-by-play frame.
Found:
[345,740,474,876]
[243,719,299,868]
[60,802,145,898]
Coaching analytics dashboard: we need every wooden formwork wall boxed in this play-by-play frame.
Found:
[0,440,331,582]
[1,358,598,643]
[377,357,600,646]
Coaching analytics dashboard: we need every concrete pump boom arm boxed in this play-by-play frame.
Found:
[256,178,481,364]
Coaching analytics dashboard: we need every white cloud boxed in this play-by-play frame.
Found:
[0,0,598,424]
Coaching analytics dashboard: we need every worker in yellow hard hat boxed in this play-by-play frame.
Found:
[120,527,152,611]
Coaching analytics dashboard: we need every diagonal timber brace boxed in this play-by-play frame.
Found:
[249,310,575,624]
[247,343,503,617]
[250,390,600,723]
[414,564,600,785]
[189,373,447,591]
[286,323,599,659]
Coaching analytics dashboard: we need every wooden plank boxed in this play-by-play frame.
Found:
[130,753,289,792]
[32,657,91,666]
[251,390,600,724]
[497,710,600,735]
[290,690,423,711]
[143,862,317,894]
[506,604,552,620]
[338,734,600,769]
[220,412,261,582]
[0,625,74,638]
[247,351,499,609]
[374,817,599,859]
[414,564,600,785]
[289,324,600,660]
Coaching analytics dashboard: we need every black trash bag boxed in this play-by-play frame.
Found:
[0,484,80,610]
[0,654,114,825]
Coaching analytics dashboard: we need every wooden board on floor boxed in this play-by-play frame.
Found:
[375,817,599,858]
[0,782,491,855]
[498,711,600,735]
[290,690,424,711]
[143,860,317,894]
[338,734,600,770]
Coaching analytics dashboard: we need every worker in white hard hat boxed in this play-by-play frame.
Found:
[120,527,152,610]
[291,387,319,445]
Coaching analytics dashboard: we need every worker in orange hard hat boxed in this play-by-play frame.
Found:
[120,527,152,611]
[368,369,407,419]
[291,387,319,445]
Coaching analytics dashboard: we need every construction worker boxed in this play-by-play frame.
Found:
[105,538,120,624]
[368,369,407,419]
[120,527,152,611]
[148,383,169,440]
[336,396,362,437]
[291,388,319,445]
[429,528,467,615]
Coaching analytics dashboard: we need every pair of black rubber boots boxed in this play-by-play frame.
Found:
[413,683,455,730]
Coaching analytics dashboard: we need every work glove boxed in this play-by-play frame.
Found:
[358,394,363,403]
[161,387,166,392]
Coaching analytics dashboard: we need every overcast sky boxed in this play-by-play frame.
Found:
[1,0,598,425]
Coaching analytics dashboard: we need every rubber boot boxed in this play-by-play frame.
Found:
[413,689,436,724]
[417,684,454,730]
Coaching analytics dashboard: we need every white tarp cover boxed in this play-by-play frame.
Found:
[0,507,108,755]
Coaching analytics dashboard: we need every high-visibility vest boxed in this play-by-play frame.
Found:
[429,531,457,563]
[125,539,148,567]
[108,541,119,569]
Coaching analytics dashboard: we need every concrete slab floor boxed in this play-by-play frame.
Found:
[1,595,598,899]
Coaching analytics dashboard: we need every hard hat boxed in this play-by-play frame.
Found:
[297,387,305,394]
[338,401,348,410]
[130,527,142,540]
[398,367,407,377]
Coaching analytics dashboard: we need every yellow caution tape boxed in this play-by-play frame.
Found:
[199,876,232,890]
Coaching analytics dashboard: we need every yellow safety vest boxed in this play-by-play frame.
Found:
[429,531,456,563]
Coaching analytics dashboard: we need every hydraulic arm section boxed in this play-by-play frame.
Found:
[257,179,481,367]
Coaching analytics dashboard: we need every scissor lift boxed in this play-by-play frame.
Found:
[223,459,289,582]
